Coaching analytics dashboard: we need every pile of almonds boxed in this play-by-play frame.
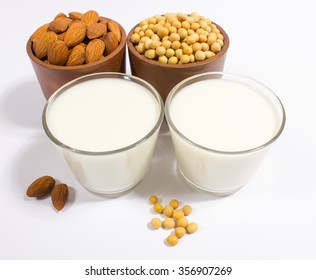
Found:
[31,10,122,66]
[26,175,69,211]
[130,12,224,64]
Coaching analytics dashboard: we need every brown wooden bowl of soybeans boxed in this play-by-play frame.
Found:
[127,12,229,102]
[26,10,127,100]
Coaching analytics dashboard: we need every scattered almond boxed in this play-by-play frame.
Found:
[26,176,71,212]
[26,176,55,197]
[51,184,69,211]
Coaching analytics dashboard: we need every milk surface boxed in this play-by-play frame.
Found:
[47,78,160,152]
[169,79,280,152]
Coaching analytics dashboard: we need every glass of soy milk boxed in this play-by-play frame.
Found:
[165,72,285,195]
[43,73,164,195]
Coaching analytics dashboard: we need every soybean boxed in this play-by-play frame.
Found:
[175,227,186,238]
[163,217,176,229]
[169,199,180,209]
[151,218,162,229]
[186,222,198,234]
[153,203,163,213]
[167,235,178,246]
[149,195,158,204]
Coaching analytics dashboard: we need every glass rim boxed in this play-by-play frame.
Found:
[42,72,164,156]
[165,71,286,155]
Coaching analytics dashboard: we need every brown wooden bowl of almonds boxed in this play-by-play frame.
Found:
[26,10,126,100]
[127,12,229,102]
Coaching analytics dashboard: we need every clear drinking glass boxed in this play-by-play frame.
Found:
[43,73,164,196]
[165,72,286,195]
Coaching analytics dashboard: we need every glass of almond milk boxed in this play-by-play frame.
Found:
[43,73,164,196]
[165,72,286,195]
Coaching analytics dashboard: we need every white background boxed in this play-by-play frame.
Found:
[0,0,316,261]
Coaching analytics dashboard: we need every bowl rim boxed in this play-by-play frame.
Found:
[127,20,230,69]
[26,17,127,70]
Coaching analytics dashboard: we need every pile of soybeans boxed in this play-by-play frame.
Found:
[130,12,224,64]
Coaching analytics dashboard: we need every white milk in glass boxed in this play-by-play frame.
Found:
[166,75,285,194]
[44,75,163,195]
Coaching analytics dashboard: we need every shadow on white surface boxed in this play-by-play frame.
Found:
[133,120,225,203]
[9,134,108,206]
[0,79,45,130]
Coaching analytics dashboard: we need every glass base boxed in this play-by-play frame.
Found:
[81,179,142,198]
[177,166,244,196]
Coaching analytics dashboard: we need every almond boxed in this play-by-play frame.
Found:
[33,31,57,59]
[99,16,108,27]
[51,184,69,211]
[78,42,87,49]
[49,17,72,34]
[81,10,99,27]
[86,39,105,63]
[107,19,121,42]
[57,32,66,41]
[64,20,86,47]
[69,11,83,20]
[87,22,107,39]
[54,12,67,19]
[47,40,69,65]
[102,32,119,55]
[66,45,86,66]
[31,23,49,42]
[26,176,55,197]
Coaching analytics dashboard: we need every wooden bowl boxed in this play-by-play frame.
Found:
[26,19,127,100]
[127,22,229,102]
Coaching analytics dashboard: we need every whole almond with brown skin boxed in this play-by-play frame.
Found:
[77,42,87,49]
[107,19,121,42]
[87,22,107,39]
[86,39,105,63]
[81,10,99,27]
[49,17,72,34]
[64,20,86,47]
[47,40,69,65]
[31,23,49,42]
[99,16,108,26]
[26,176,55,197]
[66,45,86,66]
[57,32,66,41]
[69,11,83,20]
[51,183,69,211]
[33,31,57,59]
[54,12,67,19]
[103,32,119,55]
